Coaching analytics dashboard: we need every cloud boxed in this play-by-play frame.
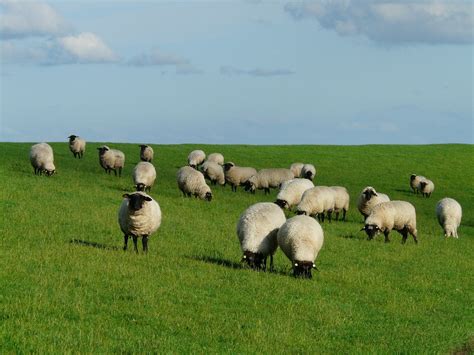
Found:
[220,66,294,77]
[56,32,118,63]
[285,1,474,45]
[128,48,202,74]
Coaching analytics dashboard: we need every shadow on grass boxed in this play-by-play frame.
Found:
[70,239,120,251]
[394,188,417,197]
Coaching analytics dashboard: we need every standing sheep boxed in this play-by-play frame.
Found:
[237,202,286,271]
[188,150,206,169]
[436,198,462,238]
[118,192,162,253]
[419,178,435,198]
[357,187,390,220]
[139,145,154,162]
[301,164,316,181]
[330,186,350,221]
[68,135,86,159]
[410,174,424,194]
[30,143,56,176]
[277,215,324,279]
[245,168,294,194]
[223,162,257,192]
[177,166,212,201]
[201,161,225,186]
[133,162,157,192]
[296,186,335,222]
[362,201,418,244]
[97,146,125,177]
[206,153,225,165]
[275,178,315,210]
[290,163,304,178]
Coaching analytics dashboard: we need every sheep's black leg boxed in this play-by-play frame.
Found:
[270,255,274,272]
[401,229,408,244]
[113,169,117,177]
[132,236,138,253]
[342,210,347,221]
[335,212,339,221]
[265,188,270,195]
[142,236,148,253]
[123,235,129,251]
[321,213,325,223]
[263,257,267,272]
[118,167,122,177]
[384,231,390,243]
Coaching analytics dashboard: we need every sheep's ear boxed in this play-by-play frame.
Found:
[145,196,152,201]
[122,194,130,199]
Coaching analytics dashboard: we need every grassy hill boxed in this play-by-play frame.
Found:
[0,143,472,352]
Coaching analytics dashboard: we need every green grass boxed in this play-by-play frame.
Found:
[0,143,473,353]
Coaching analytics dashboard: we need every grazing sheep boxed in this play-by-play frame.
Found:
[206,153,224,165]
[133,162,157,192]
[223,162,257,192]
[436,198,462,238]
[68,135,86,159]
[97,146,125,177]
[30,143,56,176]
[330,186,350,221]
[245,168,294,194]
[118,192,162,253]
[419,178,435,198]
[139,145,154,162]
[357,187,390,219]
[177,166,212,201]
[410,174,424,194]
[290,163,304,178]
[201,161,225,186]
[275,178,315,210]
[188,150,206,169]
[301,164,316,181]
[362,201,418,244]
[296,186,335,222]
[237,202,286,271]
[277,215,324,279]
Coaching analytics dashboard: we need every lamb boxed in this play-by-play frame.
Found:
[97,146,125,177]
[329,186,350,221]
[133,162,157,192]
[177,166,212,201]
[277,215,324,279]
[245,168,294,194]
[139,144,154,162]
[419,178,435,198]
[118,192,162,253]
[290,163,304,178]
[296,186,335,222]
[188,150,206,169]
[357,187,390,219]
[223,162,257,192]
[201,161,225,186]
[436,198,462,238]
[301,164,316,181]
[362,201,418,244]
[30,142,56,176]
[68,135,86,159]
[206,153,224,165]
[410,174,424,194]
[237,202,286,271]
[275,178,315,210]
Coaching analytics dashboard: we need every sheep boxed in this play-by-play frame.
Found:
[223,162,257,192]
[410,174,424,194]
[188,150,206,169]
[277,215,324,279]
[419,178,435,198]
[275,178,315,210]
[296,186,335,222]
[201,161,225,186]
[245,168,294,195]
[301,164,316,181]
[329,186,350,221]
[237,202,286,271]
[290,163,304,178]
[97,146,125,177]
[362,201,418,244]
[68,135,86,159]
[133,162,157,192]
[357,187,390,220]
[139,144,154,162]
[118,192,162,253]
[436,198,462,238]
[177,166,212,201]
[30,142,56,176]
[206,153,224,165]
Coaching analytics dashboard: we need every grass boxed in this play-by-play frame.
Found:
[0,142,473,353]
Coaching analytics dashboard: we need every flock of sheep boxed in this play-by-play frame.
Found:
[29,136,463,278]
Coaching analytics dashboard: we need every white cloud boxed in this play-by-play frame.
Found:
[285,1,474,45]
[57,32,118,63]
[220,66,294,77]
[128,48,202,74]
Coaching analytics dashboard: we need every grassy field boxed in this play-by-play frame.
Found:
[0,142,472,353]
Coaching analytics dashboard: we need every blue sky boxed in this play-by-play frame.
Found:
[1,0,473,144]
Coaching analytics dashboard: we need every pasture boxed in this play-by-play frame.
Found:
[0,143,472,352]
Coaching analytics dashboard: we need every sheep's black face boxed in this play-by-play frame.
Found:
[124,193,152,212]
[68,135,77,142]
[139,145,148,153]
[293,261,315,279]
[296,210,307,216]
[189,164,197,169]
[223,163,234,172]
[241,251,265,270]
[97,147,109,155]
[44,169,55,176]
[205,192,212,201]
[275,199,289,209]
[362,224,380,239]
[410,174,417,182]
[135,183,146,192]
[244,181,256,193]
[419,181,427,191]
[304,171,313,180]
[363,189,376,201]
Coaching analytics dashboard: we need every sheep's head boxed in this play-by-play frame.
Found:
[362,224,380,239]
[68,135,77,142]
[241,251,266,270]
[275,199,289,209]
[293,261,316,279]
[135,183,146,192]
[205,192,212,201]
[296,210,307,216]
[97,146,109,155]
[139,144,148,152]
[123,193,152,212]
[244,177,257,193]
[419,181,427,191]
[304,171,314,180]
[44,169,56,176]
[363,187,377,201]
[223,162,235,172]
[410,174,417,182]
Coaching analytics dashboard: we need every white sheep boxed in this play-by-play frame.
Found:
[237,202,286,271]
[188,150,206,169]
[206,153,224,165]
[68,135,86,159]
[277,215,324,279]
[330,186,350,221]
[301,164,316,181]
[245,168,294,194]
[223,162,257,192]
[410,174,424,194]
[419,178,435,198]
[362,201,418,244]
[357,186,390,219]
[201,161,225,186]
[275,178,315,210]
[177,166,212,201]
[118,192,162,253]
[290,163,304,178]
[97,145,125,177]
[133,162,157,192]
[436,198,462,238]
[139,144,154,162]
[30,143,56,176]
[296,186,335,222]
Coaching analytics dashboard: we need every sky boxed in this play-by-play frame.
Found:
[0,0,473,144]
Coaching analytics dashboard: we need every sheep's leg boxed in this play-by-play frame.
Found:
[265,188,270,195]
[342,210,347,221]
[132,236,138,253]
[335,212,339,221]
[123,235,129,251]
[142,236,148,253]
[327,211,332,223]
[263,257,267,272]
[410,229,418,244]
[401,229,408,244]
[321,213,325,223]
[118,167,122,177]
[384,231,390,243]
[270,255,274,272]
